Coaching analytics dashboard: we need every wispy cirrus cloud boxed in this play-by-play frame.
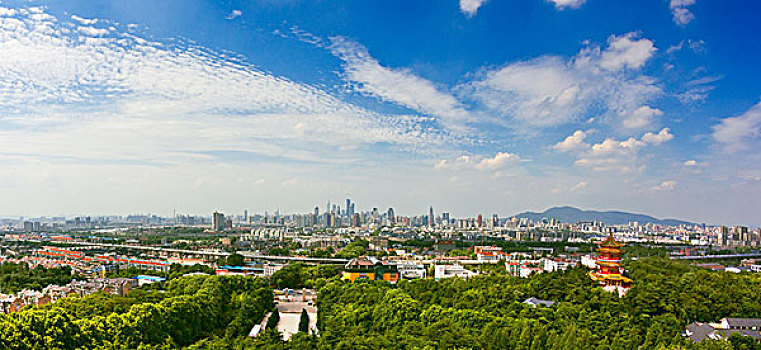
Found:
[547,0,586,10]
[712,100,761,153]
[329,36,474,130]
[0,5,459,169]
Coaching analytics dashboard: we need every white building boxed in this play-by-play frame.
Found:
[434,264,477,280]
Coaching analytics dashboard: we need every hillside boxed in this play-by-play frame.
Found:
[512,206,696,226]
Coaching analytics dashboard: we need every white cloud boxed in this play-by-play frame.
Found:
[712,101,761,152]
[547,0,586,10]
[670,0,696,25]
[78,26,109,36]
[329,36,473,130]
[0,5,458,172]
[683,159,698,167]
[71,15,97,25]
[226,10,242,20]
[556,128,673,172]
[570,181,588,191]
[553,130,589,152]
[652,180,677,191]
[467,32,660,126]
[623,106,663,129]
[666,41,683,55]
[435,152,520,171]
[0,7,18,17]
[460,0,488,18]
[599,33,657,71]
[641,127,674,144]
[476,152,521,170]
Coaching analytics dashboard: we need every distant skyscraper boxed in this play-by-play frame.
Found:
[243,209,248,223]
[212,211,225,232]
[314,206,319,218]
[346,198,351,217]
[387,208,395,224]
[429,206,435,227]
[477,214,483,228]
[350,203,355,217]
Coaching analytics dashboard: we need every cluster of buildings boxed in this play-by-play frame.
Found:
[685,318,761,343]
[5,203,760,252]
[0,277,138,314]
[339,243,587,283]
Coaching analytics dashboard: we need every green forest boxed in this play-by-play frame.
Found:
[2,258,761,349]
[0,262,77,294]
[0,275,273,349]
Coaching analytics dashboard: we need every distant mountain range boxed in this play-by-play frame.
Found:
[512,206,696,226]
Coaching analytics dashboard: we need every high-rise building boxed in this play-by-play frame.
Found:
[212,211,225,232]
[243,210,248,223]
[442,212,450,226]
[477,214,483,228]
[346,198,352,217]
[387,208,395,224]
[429,206,435,227]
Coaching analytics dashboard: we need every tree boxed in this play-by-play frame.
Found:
[266,309,280,330]
[224,253,245,267]
[298,308,310,333]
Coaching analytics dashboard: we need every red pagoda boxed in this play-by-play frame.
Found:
[589,233,632,292]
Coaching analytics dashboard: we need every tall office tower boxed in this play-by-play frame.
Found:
[372,208,379,222]
[477,214,483,228]
[212,211,225,232]
[346,198,351,217]
[429,206,435,227]
[353,213,361,227]
[243,210,248,223]
[492,214,499,227]
[326,201,331,215]
[314,206,319,218]
[442,212,450,226]
[387,208,395,224]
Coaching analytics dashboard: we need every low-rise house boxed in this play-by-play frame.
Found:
[216,265,265,277]
[342,257,399,283]
[684,318,761,343]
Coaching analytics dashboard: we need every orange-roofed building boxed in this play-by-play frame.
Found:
[589,233,632,294]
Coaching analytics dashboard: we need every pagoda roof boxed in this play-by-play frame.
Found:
[599,233,623,248]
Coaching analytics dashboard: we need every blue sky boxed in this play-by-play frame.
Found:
[0,0,760,226]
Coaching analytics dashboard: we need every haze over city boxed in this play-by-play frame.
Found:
[1,0,760,226]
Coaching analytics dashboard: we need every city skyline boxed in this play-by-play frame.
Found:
[1,1,760,226]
